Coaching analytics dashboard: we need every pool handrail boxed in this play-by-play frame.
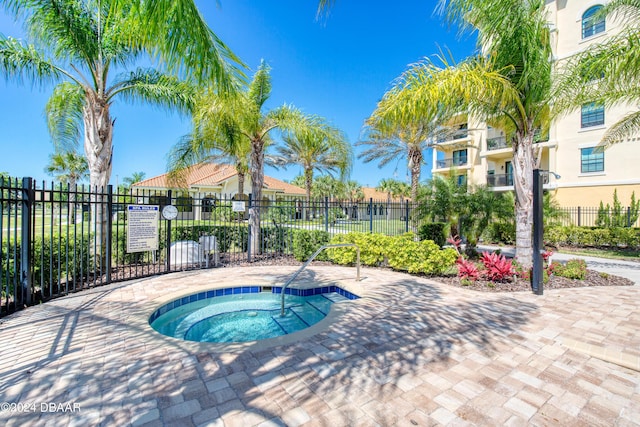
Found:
[280,244,360,316]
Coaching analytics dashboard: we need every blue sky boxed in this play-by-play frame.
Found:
[0,1,477,188]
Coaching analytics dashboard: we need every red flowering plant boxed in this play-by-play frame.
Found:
[447,236,463,255]
[456,257,480,283]
[480,252,516,282]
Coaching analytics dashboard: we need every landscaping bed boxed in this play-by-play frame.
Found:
[233,255,635,292]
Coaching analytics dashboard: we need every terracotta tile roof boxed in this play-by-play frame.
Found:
[264,175,306,195]
[361,187,409,202]
[132,163,305,195]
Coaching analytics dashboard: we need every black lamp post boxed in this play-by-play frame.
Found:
[531,169,544,295]
[531,168,560,295]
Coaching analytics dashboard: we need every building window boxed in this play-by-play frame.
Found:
[581,102,604,128]
[452,149,468,166]
[582,5,605,39]
[456,174,467,187]
[581,147,604,173]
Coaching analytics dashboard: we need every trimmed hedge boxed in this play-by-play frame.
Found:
[545,225,640,248]
[418,222,447,247]
[327,231,458,275]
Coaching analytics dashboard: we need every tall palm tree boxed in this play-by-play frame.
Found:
[275,124,351,217]
[44,150,89,223]
[361,101,441,202]
[555,0,640,148]
[183,61,333,255]
[1,0,241,190]
[373,0,553,268]
[1,0,242,252]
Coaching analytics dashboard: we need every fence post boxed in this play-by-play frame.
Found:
[106,185,113,283]
[20,177,33,306]
[577,206,581,227]
[247,193,252,263]
[324,197,329,233]
[369,198,373,233]
[166,189,172,272]
[627,206,631,228]
[405,200,409,233]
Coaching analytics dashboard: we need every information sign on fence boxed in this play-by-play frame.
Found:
[232,201,246,212]
[127,205,159,253]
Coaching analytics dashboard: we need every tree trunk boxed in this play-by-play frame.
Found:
[249,139,265,257]
[409,149,422,234]
[83,98,113,269]
[512,131,535,269]
[237,169,245,196]
[304,167,313,220]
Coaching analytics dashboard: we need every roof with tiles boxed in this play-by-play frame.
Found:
[361,187,409,202]
[132,163,305,195]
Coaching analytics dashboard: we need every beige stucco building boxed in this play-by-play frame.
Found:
[432,0,640,208]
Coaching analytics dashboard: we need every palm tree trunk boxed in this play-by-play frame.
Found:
[249,140,265,257]
[513,132,535,269]
[237,169,245,196]
[304,168,313,220]
[409,149,422,233]
[83,98,114,269]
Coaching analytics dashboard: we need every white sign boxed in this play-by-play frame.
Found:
[232,201,246,212]
[127,205,159,253]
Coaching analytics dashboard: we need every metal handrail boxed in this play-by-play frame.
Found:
[280,244,360,316]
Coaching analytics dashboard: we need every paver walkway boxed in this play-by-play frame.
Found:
[0,265,638,426]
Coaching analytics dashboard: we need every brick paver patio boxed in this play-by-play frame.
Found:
[0,266,638,426]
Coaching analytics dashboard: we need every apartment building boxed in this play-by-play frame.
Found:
[431,0,640,207]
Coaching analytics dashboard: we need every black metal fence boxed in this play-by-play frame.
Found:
[1,177,419,317]
[556,206,640,228]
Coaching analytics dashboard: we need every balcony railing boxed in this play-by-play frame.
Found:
[487,136,509,150]
[437,129,469,143]
[436,158,468,168]
[486,132,549,151]
[487,173,549,187]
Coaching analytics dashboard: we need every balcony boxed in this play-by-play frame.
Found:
[486,173,549,187]
[487,136,509,150]
[436,128,469,143]
[487,173,513,187]
[436,158,468,169]
[486,132,549,151]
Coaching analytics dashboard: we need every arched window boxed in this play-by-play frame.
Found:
[582,5,605,39]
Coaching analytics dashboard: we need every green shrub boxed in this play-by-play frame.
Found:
[486,221,516,244]
[554,258,587,280]
[418,222,447,247]
[386,233,458,274]
[544,225,640,249]
[328,232,389,266]
[292,229,330,261]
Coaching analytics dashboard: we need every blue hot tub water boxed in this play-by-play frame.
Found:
[149,286,359,343]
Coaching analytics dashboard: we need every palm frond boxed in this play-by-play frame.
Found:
[599,110,640,149]
[116,0,246,91]
[0,35,63,84]
[109,68,197,114]
[45,81,85,151]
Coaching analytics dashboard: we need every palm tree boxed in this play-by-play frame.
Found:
[275,124,351,218]
[554,1,640,148]
[1,0,242,252]
[183,61,334,255]
[361,102,442,202]
[377,178,407,219]
[120,171,146,193]
[1,0,241,190]
[44,150,89,223]
[373,0,553,268]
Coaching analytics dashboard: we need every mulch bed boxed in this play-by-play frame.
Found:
[231,255,635,292]
[427,269,634,292]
